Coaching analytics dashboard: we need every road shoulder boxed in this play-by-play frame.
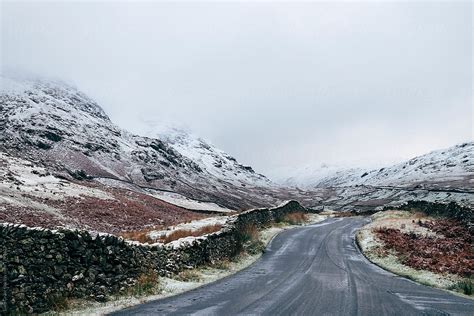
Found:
[355,210,473,299]
[59,214,328,315]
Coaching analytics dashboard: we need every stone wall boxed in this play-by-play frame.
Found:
[386,200,473,227]
[0,200,308,314]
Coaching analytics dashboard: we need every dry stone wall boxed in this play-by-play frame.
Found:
[0,200,308,314]
[385,200,473,227]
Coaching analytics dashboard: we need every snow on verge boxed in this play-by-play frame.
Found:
[63,214,328,315]
[356,211,462,290]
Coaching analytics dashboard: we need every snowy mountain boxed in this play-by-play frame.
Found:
[145,127,270,187]
[312,143,473,190]
[276,143,473,191]
[1,74,472,222]
[269,143,474,211]
[0,76,276,210]
[269,163,362,188]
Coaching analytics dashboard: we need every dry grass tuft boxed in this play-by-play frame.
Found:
[120,224,223,244]
[128,270,161,297]
[119,227,158,244]
[173,269,202,282]
[160,224,223,244]
[209,259,232,270]
[282,212,308,225]
[237,223,265,255]
[334,211,357,218]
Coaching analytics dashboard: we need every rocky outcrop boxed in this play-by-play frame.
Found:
[0,201,309,314]
[0,76,274,211]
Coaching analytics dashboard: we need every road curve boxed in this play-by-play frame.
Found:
[112,218,474,315]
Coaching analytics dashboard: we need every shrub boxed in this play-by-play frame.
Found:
[450,279,473,295]
[237,223,259,244]
[246,239,265,255]
[282,212,308,225]
[209,259,231,270]
[174,269,202,282]
[119,227,158,243]
[334,211,356,218]
[373,221,473,277]
[235,223,265,255]
[129,270,160,297]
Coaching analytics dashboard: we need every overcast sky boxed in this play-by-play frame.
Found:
[1,1,472,178]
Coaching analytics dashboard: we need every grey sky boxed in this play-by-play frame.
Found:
[1,1,472,177]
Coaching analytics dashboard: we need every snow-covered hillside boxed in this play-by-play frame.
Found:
[0,151,209,233]
[147,127,270,187]
[0,76,276,210]
[1,75,472,217]
[269,163,362,188]
[279,143,473,191]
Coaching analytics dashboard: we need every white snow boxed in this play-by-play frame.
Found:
[148,215,229,243]
[146,190,234,213]
[62,216,327,316]
[143,126,272,187]
[274,142,473,190]
[0,152,113,214]
[357,211,464,290]
[1,75,275,211]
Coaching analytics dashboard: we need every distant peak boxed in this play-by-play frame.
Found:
[0,74,110,122]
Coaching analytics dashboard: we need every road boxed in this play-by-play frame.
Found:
[112,218,474,315]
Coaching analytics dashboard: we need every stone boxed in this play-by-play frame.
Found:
[0,201,309,314]
[72,273,84,282]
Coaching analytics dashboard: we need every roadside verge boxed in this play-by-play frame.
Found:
[355,210,473,298]
[64,214,327,315]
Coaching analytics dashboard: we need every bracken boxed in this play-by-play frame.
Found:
[374,219,474,277]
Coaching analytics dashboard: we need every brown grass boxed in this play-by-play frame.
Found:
[334,211,356,217]
[160,224,223,244]
[282,212,308,225]
[128,270,161,296]
[173,269,202,282]
[236,223,265,255]
[209,259,232,270]
[120,223,223,244]
[374,218,474,277]
[119,227,158,243]
[5,183,208,234]
[238,223,259,242]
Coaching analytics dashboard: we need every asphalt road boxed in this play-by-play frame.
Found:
[112,218,474,315]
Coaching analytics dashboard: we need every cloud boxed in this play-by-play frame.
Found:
[1,1,472,177]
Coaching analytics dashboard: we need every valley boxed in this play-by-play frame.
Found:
[0,75,472,314]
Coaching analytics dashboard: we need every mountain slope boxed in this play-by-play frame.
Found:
[147,127,270,187]
[281,143,473,191]
[1,75,471,219]
[269,163,362,188]
[0,76,276,210]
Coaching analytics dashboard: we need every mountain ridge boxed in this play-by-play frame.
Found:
[1,74,472,223]
[0,75,277,210]
[276,142,473,191]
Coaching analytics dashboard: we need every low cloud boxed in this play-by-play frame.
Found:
[1,1,472,176]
